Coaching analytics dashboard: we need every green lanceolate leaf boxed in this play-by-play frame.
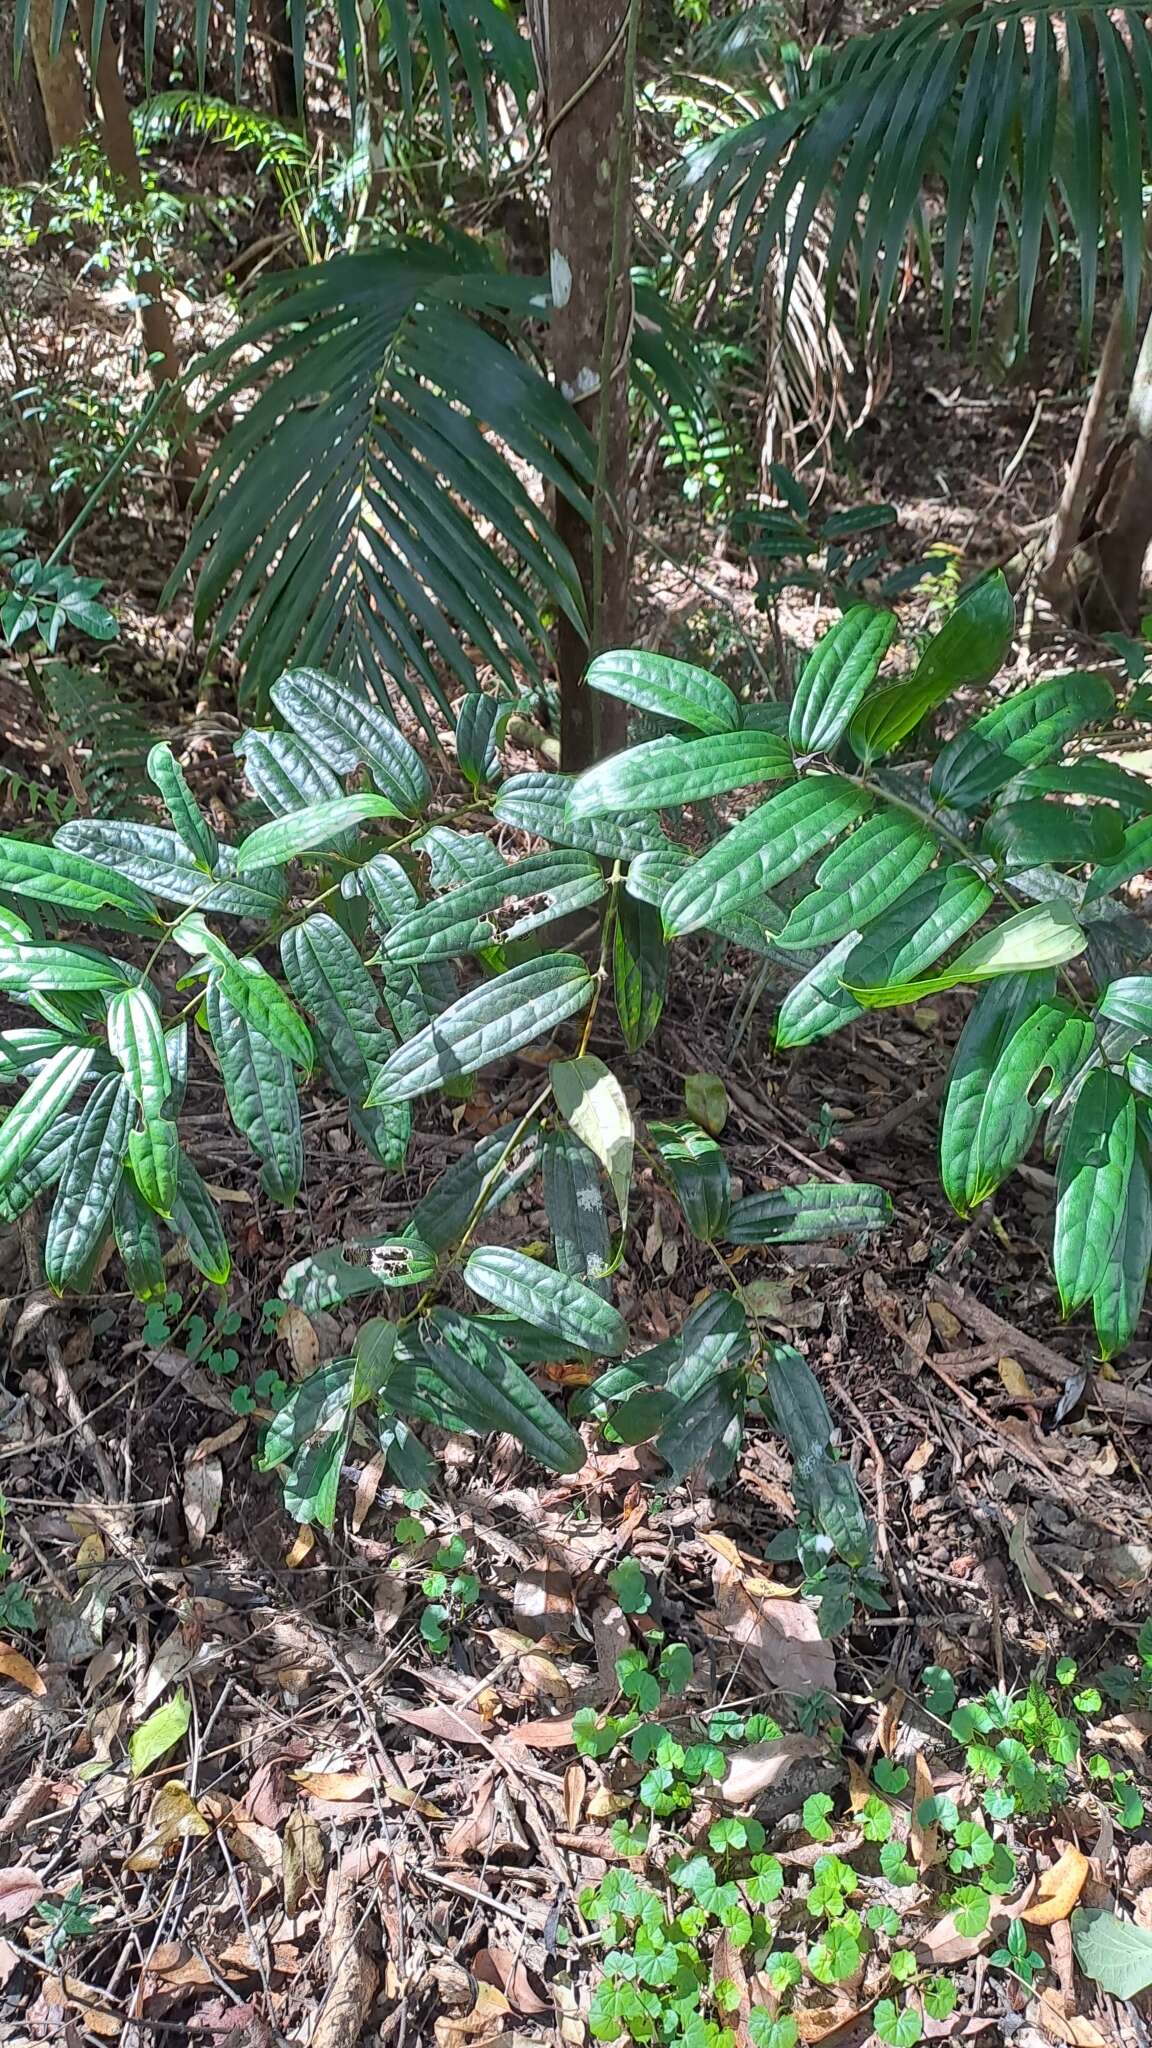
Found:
[408,1119,541,1252]
[931,671,1117,810]
[416,827,508,886]
[775,811,937,952]
[849,572,1015,762]
[543,1126,611,1295]
[655,1293,751,1485]
[0,941,134,993]
[280,1235,436,1313]
[105,984,171,1120]
[271,667,431,815]
[463,1245,627,1356]
[586,648,740,735]
[789,604,897,754]
[0,833,158,929]
[203,954,313,1072]
[649,1118,731,1242]
[280,914,407,1165]
[370,954,592,1103]
[494,771,669,859]
[983,798,1125,868]
[128,1118,179,1217]
[1093,1134,1152,1361]
[236,727,344,815]
[235,794,403,873]
[205,981,302,1205]
[147,743,218,869]
[1054,1069,1137,1318]
[551,1055,634,1230]
[627,850,783,955]
[411,1310,585,1473]
[455,690,501,790]
[112,1176,166,1301]
[613,891,666,1051]
[939,974,1053,1216]
[56,820,285,919]
[381,851,606,963]
[661,775,871,939]
[171,1155,231,1285]
[850,900,1086,1007]
[257,1358,355,1528]
[0,1028,101,1081]
[1007,759,1152,818]
[776,863,993,1050]
[44,1072,133,1293]
[0,1044,94,1189]
[963,999,1096,1211]
[726,1179,892,1244]
[569,730,793,817]
[0,1115,77,1224]
[762,1344,870,1568]
[1099,977,1152,1038]
[1084,815,1152,905]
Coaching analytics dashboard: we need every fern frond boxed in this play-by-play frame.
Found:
[679,1,1152,351]
[41,662,154,817]
[133,93,311,179]
[167,247,594,728]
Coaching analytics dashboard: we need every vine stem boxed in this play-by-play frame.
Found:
[589,0,643,633]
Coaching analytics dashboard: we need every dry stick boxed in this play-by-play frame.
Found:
[929,1277,1152,1428]
[17,1214,121,1502]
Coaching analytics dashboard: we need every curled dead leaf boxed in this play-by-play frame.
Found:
[0,1644,46,1697]
[1021,1845,1089,1927]
[125,1782,211,1871]
[717,1735,824,1806]
[710,1556,835,1697]
[285,1525,315,1568]
[294,1770,374,1802]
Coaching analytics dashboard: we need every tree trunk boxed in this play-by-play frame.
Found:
[75,0,201,501]
[28,0,88,157]
[546,0,637,772]
[260,0,300,124]
[0,8,54,176]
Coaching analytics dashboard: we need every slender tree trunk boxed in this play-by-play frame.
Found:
[546,0,637,771]
[261,0,300,123]
[0,8,54,176]
[1079,307,1152,629]
[75,0,201,500]
[28,0,88,157]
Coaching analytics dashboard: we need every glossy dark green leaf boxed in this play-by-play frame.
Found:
[0,832,158,929]
[1092,1134,1152,1361]
[494,771,670,859]
[626,850,783,956]
[958,998,1096,1213]
[235,726,345,815]
[849,901,1086,1007]
[280,1235,437,1313]
[1084,815,1152,905]
[112,1177,166,1301]
[931,671,1117,810]
[0,1044,94,1190]
[463,1245,626,1356]
[0,1028,99,1081]
[280,914,408,1166]
[271,667,431,815]
[44,1072,133,1293]
[983,799,1125,868]
[0,1113,77,1224]
[196,951,313,1073]
[849,572,1015,762]
[408,1119,541,1252]
[569,730,793,817]
[575,1289,748,1422]
[1099,977,1152,1038]
[775,811,937,952]
[543,1126,611,1296]
[369,954,592,1103]
[258,1357,356,1529]
[236,794,402,873]
[171,1155,231,1285]
[788,604,897,753]
[147,742,218,869]
[416,827,509,886]
[1054,1069,1136,1317]
[657,1369,745,1486]
[661,775,870,939]
[455,690,501,789]
[414,1309,585,1472]
[1006,759,1152,819]
[0,941,134,993]
[613,891,666,1050]
[205,981,302,1205]
[381,851,605,963]
[649,1118,731,1242]
[127,1117,179,1218]
[586,648,740,735]
[105,984,171,1119]
[939,975,1052,1216]
[762,1343,869,1567]
[725,1179,892,1244]
[56,820,286,919]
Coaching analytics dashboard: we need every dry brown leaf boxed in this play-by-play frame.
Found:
[0,1865,44,1922]
[1029,1991,1110,2047]
[701,1529,795,1597]
[76,1532,105,1579]
[0,1644,46,1697]
[285,1526,315,1568]
[564,1762,585,1831]
[513,1565,573,1639]
[927,1299,962,1343]
[226,1818,283,1879]
[504,1715,576,1750]
[518,1652,571,1703]
[711,1559,835,1697]
[1007,1510,1063,1605]
[352,1451,386,1534]
[901,1438,935,1478]
[910,1749,938,1872]
[434,1980,509,2046]
[294,1769,374,1802]
[998,1356,1033,1400]
[794,1996,867,2042]
[391,1702,486,1745]
[283,1806,325,1915]
[182,1452,222,1547]
[847,1759,872,1813]
[878,1690,907,1755]
[125,1781,211,1871]
[279,1304,319,1373]
[718,1735,824,1806]
[473,1944,549,2017]
[919,1907,994,1966]
[1021,1845,1089,1927]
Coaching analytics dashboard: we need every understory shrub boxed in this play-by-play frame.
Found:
[0,574,1148,1527]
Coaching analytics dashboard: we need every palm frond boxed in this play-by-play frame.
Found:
[679,2,1152,350]
[41,661,154,816]
[167,247,594,728]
